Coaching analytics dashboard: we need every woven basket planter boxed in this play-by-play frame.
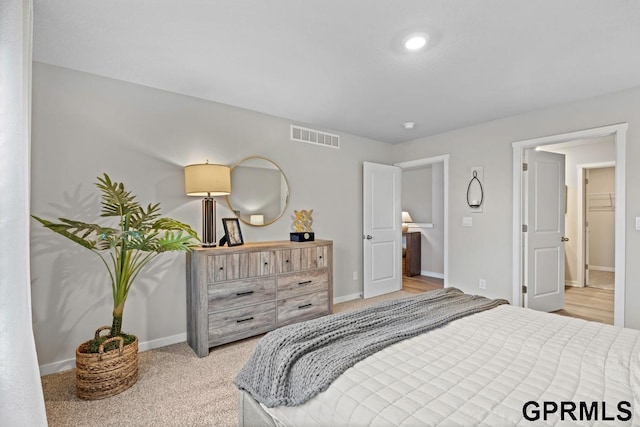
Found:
[75,327,138,400]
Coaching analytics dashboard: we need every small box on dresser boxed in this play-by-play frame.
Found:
[186,240,333,357]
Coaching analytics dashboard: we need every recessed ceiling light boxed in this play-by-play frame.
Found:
[403,122,415,129]
[404,33,429,51]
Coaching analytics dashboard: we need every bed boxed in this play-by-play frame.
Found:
[235,288,640,426]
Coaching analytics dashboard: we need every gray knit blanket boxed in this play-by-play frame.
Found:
[234,287,508,408]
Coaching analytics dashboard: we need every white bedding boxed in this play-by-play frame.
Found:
[262,305,640,426]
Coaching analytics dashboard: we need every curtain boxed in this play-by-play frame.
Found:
[0,0,48,425]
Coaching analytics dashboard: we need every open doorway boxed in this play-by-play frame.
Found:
[512,123,626,327]
[536,137,615,324]
[395,155,449,292]
[361,156,449,299]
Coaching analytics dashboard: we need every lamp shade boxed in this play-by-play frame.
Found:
[184,163,231,196]
[401,211,413,223]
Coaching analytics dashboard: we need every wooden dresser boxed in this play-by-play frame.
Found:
[403,231,421,277]
[186,240,333,357]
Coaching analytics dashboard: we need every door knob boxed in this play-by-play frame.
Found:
[365,235,373,240]
[561,236,569,242]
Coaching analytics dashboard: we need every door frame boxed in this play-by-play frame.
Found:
[577,161,616,288]
[394,154,449,287]
[512,123,627,326]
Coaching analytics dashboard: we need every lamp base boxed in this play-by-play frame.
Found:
[201,198,217,247]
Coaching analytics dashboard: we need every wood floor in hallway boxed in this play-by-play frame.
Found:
[554,286,614,325]
[402,276,613,326]
[402,274,444,293]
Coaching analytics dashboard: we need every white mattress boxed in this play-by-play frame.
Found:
[262,305,640,426]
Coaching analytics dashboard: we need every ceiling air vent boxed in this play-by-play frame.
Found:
[290,125,340,149]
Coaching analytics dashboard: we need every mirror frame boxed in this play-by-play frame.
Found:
[225,156,290,227]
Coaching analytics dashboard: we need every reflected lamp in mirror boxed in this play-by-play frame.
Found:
[250,214,264,226]
[226,156,290,227]
[184,162,231,247]
[401,211,413,232]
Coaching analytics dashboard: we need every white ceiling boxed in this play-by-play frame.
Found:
[33,0,640,144]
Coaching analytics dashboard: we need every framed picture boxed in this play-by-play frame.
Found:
[222,218,244,246]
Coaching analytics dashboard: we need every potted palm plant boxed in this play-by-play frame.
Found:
[33,173,198,399]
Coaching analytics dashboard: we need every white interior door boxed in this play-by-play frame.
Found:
[363,162,402,298]
[524,149,566,312]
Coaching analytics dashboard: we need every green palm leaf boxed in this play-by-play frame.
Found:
[155,231,199,252]
[96,174,140,218]
[33,173,199,339]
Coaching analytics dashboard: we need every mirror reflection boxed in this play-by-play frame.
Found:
[225,156,290,227]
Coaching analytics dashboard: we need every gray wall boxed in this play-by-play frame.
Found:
[426,162,445,276]
[393,85,640,329]
[30,62,393,369]
[401,167,432,223]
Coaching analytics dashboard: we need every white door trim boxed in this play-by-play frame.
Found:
[576,161,616,289]
[394,155,449,287]
[512,123,627,326]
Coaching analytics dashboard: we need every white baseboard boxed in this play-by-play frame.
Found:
[39,358,75,376]
[565,280,580,287]
[334,292,362,304]
[137,332,186,353]
[39,332,187,376]
[589,266,615,272]
[420,270,444,279]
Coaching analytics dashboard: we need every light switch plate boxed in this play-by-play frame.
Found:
[636,217,640,230]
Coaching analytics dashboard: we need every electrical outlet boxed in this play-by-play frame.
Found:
[479,279,487,289]
[353,271,358,281]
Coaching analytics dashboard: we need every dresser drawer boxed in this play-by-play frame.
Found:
[207,251,277,282]
[208,277,276,311]
[277,291,329,326]
[208,301,276,346]
[277,268,329,299]
[277,249,301,273]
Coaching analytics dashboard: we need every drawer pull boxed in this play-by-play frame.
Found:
[219,267,224,271]
[285,259,290,263]
[298,280,313,286]
[298,303,312,309]
[264,262,269,266]
[236,291,254,297]
[236,317,254,323]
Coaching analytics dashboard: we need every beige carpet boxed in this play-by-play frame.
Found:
[586,270,615,290]
[42,291,413,427]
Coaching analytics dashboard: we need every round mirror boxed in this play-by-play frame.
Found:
[225,156,290,227]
